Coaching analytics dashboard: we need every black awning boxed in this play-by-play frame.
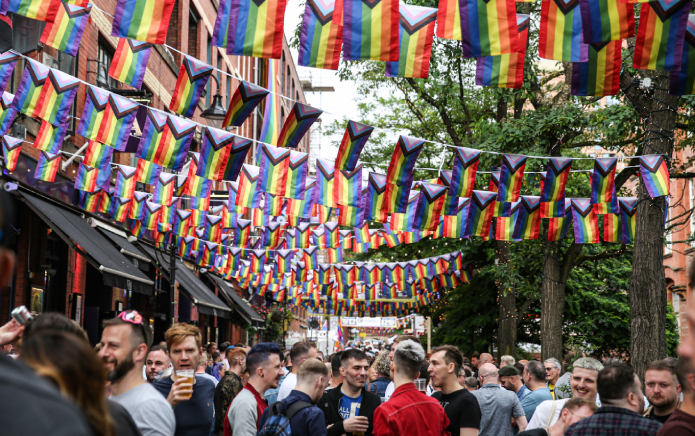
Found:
[96,226,151,272]
[20,191,154,295]
[206,274,264,327]
[139,244,230,318]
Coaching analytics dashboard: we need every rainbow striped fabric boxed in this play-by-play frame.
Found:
[512,196,541,240]
[618,197,637,243]
[603,211,621,243]
[334,164,362,207]
[264,193,286,216]
[287,178,318,218]
[459,0,519,58]
[218,137,251,182]
[33,69,80,126]
[40,2,92,56]
[436,0,461,40]
[413,182,448,231]
[386,135,425,187]
[571,198,600,243]
[235,219,252,247]
[34,150,62,182]
[212,0,233,48]
[135,158,161,185]
[497,154,527,203]
[97,92,139,151]
[236,164,262,209]
[33,119,69,153]
[0,92,16,136]
[223,81,268,128]
[111,0,176,44]
[129,191,150,220]
[539,0,588,62]
[226,0,288,58]
[634,0,692,71]
[286,150,309,199]
[476,14,530,89]
[142,201,162,230]
[74,163,100,193]
[316,158,336,207]
[114,165,137,198]
[109,39,153,90]
[77,86,110,140]
[83,141,114,171]
[11,59,50,116]
[184,175,212,203]
[670,15,695,95]
[442,197,470,238]
[110,197,133,222]
[334,121,374,171]
[5,0,57,20]
[343,0,399,61]
[258,143,290,196]
[137,109,195,171]
[571,41,622,96]
[152,173,176,206]
[639,155,670,198]
[170,56,213,118]
[196,127,235,181]
[2,136,22,172]
[590,157,617,209]
[260,60,281,145]
[540,156,572,218]
[0,52,18,93]
[548,200,573,241]
[364,174,388,222]
[80,188,103,213]
[298,0,343,70]
[450,147,480,198]
[495,200,521,241]
[465,190,497,238]
[578,0,634,43]
[385,4,438,78]
[276,103,322,148]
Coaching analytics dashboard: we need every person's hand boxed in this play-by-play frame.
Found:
[343,416,369,433]
[0,319,24,347]
[167,377,193,406]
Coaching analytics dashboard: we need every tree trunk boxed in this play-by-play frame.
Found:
[496,241,517,359]
[540,241,565,362]
[629,73,676,381]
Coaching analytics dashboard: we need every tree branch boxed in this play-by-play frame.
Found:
[404,78,464,147]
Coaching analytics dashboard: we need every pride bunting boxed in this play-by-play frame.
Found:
[298,0,344,70]
[385,4,438,78]
[111,0,176,44]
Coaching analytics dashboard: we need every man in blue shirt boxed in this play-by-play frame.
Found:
[521,361,554,422]
[500,365,529,402]
[258,358,330,436]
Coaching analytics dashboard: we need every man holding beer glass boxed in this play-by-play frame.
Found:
[153,323,216,436]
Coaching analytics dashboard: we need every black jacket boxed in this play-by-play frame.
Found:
[318,383,382,436]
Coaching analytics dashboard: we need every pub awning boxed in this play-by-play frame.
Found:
[20,190,154,295]
[94,222,151,272]
[206,274,264,327]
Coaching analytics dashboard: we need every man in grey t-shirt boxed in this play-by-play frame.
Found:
[472,363,527,436]
[112,383,176,436]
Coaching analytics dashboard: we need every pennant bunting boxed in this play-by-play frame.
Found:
[111,0,176,44]
[512,196,541,240]
[639,155,670,198]
[286,150,309,200]
[109,39,153,90]
[152,173,176,206]
[571,41,622,96]
[413,182,448,231]
[111,197,133,222]
[76,86,110,140]
[465,190,497,238]
[436,0,461,40]
[258,143,290,196]
[497,154,527,203]
[334,165,362,207]
[74,163,100,193]
[334,121,374,171]
[578,0,634,43]
[619,197,637,243]
[342,0,399,61]
[129,191,150,220]
[79,188,102,213]
[97,92,139,151]
[539,0,588,62]
[442,197,470,238]
[33,119,69,153]
[571,198,600,243]
[590,157,618,208]
[367,173,389,222]
[33,69,80,126]
[385,4,438,78]
[11,59,50,116]
[298,0,344,70]
[0,51,18,93]
[135,158,161,185]
[236,164,263,209]
[476,14,530,89]
[114,165,137,199]
[143,201,162,230]
[196,127,235,181]
[2,136,22,172]
[222,136,253,182]
[5,0,58,20]
[386,135,425,187]
[226,0,289,58]
[633,0,692,71]
[0,91,16,136]
[169,56,213,118]
[222,81,269,128]
[316,158,336,207]
[259,59,281,145]
[540,157,572,217]
[137,110,195,171]
[459,0,520,58]
[40,2,92,56]
[83,141,114,172]
[34,150,62,182]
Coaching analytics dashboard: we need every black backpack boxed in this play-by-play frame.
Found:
[257,401,313,436]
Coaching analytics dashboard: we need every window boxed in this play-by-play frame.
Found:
[97,43,118,89]
[227,76,232,106]
[665,207,673,255]
[673,291,681,331]
[188,9,199,58]
[602,153,616,158]
[589,153,596,158]
[594,145,602,150]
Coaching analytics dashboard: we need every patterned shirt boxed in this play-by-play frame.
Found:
[565,406,662,436]
[214,371,243,436]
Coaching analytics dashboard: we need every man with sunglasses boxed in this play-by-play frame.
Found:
[100,311,175,436]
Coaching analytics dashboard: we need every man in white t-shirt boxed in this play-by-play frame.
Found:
[277,341,318,401]
[526,357,603,431]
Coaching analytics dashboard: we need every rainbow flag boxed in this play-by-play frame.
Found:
[34,150,62,182]
[251,249,268,273]
[114,165,137,198]
[296,223,315,248]
[476,14,530,89]
[184,174,212,202]
[337,204,362,226]
[33,119,69,153]
[11,59,50,116]
[276,103,322,148]
[203,214,223,243]
[109,39,152,90]
[334,121,373,171]
[571,198,599,243]
[540,156,572,217]
[512,196,541,240]
[111,0,176,44]
[465,190,497,238]
[436,0,461,40]
[634,0,692,71]
[99,192,114,216]
[590,157,617,208]
[264,193,286,216]
[152,173,176,206]
[287,178,317,218]
[366,173,389,222]
[159,201,178,229]
[316,158,336,207]
[212,0,233,47]
[222,137,253,182]
[549,204,573,241]
[226,0,288,58]
[5,0,57,19]
[40,2,92,56]
[79,188,103,213]
[137,110,195,171]
[258,143,290,196]
[639,155,670,198]
[169,56,213,118]
[386,135,425,188]
[495,201,520,241]
[135,158,161,185]
[334,164,362,207]
[76,86,110,140]
[328,246,344,263]
[110,197,132,222]
[263,221,283,248]
[603,212,621,243]
[354,221,370,243]
[197,241,218,267]
[129,191,150,220]
[578,0,634,44]
[571,41,622,96]
[449,147,480,198]
[142,201,162,230]
[303,246,319,269]
[539,0,588,62]
[97,93,139,151]
[459,0,519,58]
[497,154,526,203]
[413,182,448,232]
[619,197,637,243]
[236,164,262,209]
[2,136,22,172]
[33,69,80,126]
[0,92,16,136]
[223,81,269,128]
[385,4,437,78]
[298,0,344,69]
[275,249,294,274]
[286,150,309,199]
[671,15,695,95]
[0,51,18,94]
[259,60,281,144]
[74,163,100,193]
[389,190,419,232]
[196,127,235,181]
[342,0,399,61]
[442,197,470,238]
[83,141,114,172]
[312,227,329,248]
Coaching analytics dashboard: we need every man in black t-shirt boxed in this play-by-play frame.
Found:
[429,345,481,436]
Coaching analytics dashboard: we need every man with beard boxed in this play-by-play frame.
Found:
[99,311,175,436]
[153,323,216,436]
[643,360,681,423]
[146,345,170,383]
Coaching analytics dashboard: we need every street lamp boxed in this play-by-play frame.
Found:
[201,75,227,129]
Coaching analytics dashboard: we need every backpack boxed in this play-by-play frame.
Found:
[257,400,313,436]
